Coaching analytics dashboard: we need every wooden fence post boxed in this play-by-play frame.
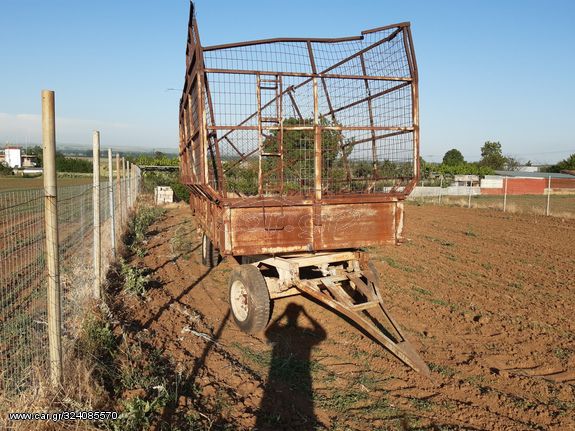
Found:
[93,132,101,299]
[108,148,116,259]
[41,89,62,387]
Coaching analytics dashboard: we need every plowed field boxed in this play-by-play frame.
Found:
[112,203,575,430]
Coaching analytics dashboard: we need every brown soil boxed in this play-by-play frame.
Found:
[111,203,575,430]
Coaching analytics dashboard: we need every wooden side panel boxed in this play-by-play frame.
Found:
[318,202,397,249]
[230,206,313,255]
[226,201,400,256]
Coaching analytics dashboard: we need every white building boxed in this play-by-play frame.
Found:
[5,147,22,168]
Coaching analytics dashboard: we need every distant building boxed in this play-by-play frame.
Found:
[454,174,479,187]
[516,165,540,173]
[21,154,38,167]
[1,146,39,169]
[482,170,575,194]
[4,147,22,168]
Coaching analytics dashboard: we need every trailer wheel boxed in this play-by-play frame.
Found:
[229,265,270,334]
[201,233,220,268]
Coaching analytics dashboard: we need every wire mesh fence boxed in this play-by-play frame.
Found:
[0,168,141,393]
[408,185,575,218]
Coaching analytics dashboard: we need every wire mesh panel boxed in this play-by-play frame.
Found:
[0,189,47,392]
[180,7,418,200]
[0,169,141,393]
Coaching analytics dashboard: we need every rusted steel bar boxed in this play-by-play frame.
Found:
[404,27,419,180]
[361,22,410,34]
[204,35,364,51]
[203,23,406,51]
[277,75,285,195]
[203,68,226,193]
[286,87,304,120]
[313,76,321,201]
[209,125,413,132]
[307,41,352,183]
[359,53,378,177]
[342,129,413,147]
[256,74,264,196]
[328,81,410,116]
[204,68,411,82]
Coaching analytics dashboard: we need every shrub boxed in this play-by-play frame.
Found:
[120,261,150,297]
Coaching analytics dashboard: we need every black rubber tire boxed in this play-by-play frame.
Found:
[228,265,271,334]
[201,233,220,268]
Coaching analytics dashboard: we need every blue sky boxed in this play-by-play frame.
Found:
[1,0,574,163]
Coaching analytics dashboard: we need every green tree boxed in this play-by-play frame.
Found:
[442,149,465,165]
[0,163,13,176]
[548,153,575,173]
[25,145,43,167]
[262,117,344,192]
[479,141,506,170]
[55,153,93,172]
[436,162,493,176]
[505,156,520,171]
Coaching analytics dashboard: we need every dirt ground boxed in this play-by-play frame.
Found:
[112,203,575,430]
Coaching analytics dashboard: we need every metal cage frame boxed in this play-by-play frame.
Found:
[179,5,419,205]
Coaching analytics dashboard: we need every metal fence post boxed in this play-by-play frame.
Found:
[108,149,116,259]
[122,157,127,217]
[42,90,63,387]
[503,177,508,212]
[467,183,472,208]
[546,175,551,216]
[438,176,443,205]
[116,154,122,225]
[93,132,101,299]
[126,160,132,209]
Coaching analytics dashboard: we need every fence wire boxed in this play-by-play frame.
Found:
[408,185,575,218]
[0,168,141,393]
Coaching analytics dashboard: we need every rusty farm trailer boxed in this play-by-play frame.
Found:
[179,4,428,375]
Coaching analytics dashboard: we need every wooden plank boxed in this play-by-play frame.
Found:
[347,274,376,301]
[290,251,357,268]
[323,280,353,306]
[350,301,379,311]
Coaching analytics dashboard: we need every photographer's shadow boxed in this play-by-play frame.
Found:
[255,302,326,430]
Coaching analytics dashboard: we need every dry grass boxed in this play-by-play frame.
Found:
[0,356,106,430]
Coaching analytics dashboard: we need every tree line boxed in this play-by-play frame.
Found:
[424,141,575,178]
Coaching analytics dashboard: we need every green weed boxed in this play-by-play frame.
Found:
[169,223,195,259]
[409,397,433,411]
[412,286,432,296]
[131,206,166,243]
[108,391,168,431]
[554,348,570,361]
[77,314,116,360]
[428,362,456,378]
[120,261,150,297]
[508,281,523,290]
[316,388,368,413]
